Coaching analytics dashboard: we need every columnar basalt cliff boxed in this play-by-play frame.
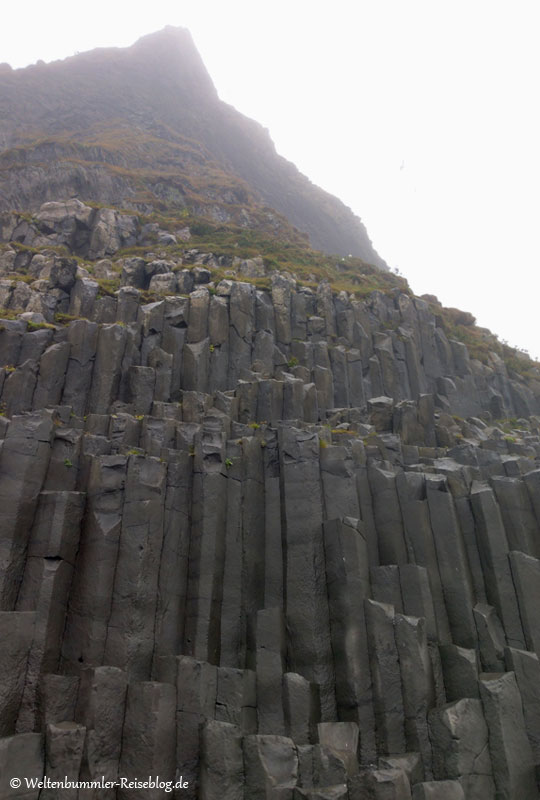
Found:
[2,30,540,800]
[1,195,540,800]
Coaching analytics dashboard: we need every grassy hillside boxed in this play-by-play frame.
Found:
[0,27,386,265]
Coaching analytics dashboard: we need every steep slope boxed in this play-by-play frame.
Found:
[1,198,540,797]
[0,27,386,266]
[3,26,540,800]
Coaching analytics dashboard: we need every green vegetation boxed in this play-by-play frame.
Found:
[96,277,121,297]
[0,308,23,321]
[113,208,408,299]
[6,273,36,284]
[55,312,84,324]
[428,301,540,383]
[26,320,55,331]
[1,194,537,397]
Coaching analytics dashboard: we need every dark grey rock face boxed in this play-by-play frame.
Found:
[479,672,537,799]
[1,252,540,798]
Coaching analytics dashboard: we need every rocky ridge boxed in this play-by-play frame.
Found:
[0,27,386,266]
[1,197,540,798]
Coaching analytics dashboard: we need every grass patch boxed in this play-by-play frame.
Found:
[26,320,55,331]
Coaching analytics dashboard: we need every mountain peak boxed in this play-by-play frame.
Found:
[126,25,217,98]
[132,24,194,49]
[0,27,385,265]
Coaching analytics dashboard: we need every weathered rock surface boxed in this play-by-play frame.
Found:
[1,206,540,798]
[0,29,388,265]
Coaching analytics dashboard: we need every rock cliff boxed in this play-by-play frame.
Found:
[2,28,540,800]
[1,195,540,799]
[0,27,386,266]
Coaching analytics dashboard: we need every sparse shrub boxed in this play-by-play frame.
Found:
[54,312,84,324]
[27,321,55,331]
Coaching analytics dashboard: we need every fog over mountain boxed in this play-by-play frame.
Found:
[0,27,386,267]
[1,22,540,800]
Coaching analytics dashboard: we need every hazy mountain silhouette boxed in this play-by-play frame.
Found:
[0,26,387,267]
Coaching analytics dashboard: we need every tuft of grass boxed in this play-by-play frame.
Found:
[96,277,121,297]
[429,300,540,381]
[54,312,85,324]
[27,320,56,331]
[0,308,24,321]
[6,273,36,284]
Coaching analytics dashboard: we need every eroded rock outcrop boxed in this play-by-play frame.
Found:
[1,223,540,798]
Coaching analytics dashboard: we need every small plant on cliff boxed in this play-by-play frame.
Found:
[96,277,121,298]
[0,309,23,321]
[54,313,84,324]
[27,321,55,331]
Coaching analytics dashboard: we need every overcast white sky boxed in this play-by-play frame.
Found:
[2,1,539,358]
